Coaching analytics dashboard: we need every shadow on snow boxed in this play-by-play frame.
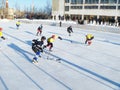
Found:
[97,39,120,46]
[7,43,72,90]
[0,76,8,90]
[25,31,35,36]
[45,50,120,88]
[9,27,17,30]
[63,38,84,44]
[1,51,44,90]
[8,43,33,62]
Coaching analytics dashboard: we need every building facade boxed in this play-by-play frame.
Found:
[0,0,14,19]
[52,0,120,24]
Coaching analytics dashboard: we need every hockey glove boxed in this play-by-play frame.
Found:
[58,36,62,40]
[1,36,5,40]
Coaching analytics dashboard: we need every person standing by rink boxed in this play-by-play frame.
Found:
[0,27,6,40]
[85,34,94,45]
[32,36,46,63]
[43,35,62,51]
[59,21,62,27]
[36,24,43,36]
[67,26,73,36]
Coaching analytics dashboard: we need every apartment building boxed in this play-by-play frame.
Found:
[52,0,120,24]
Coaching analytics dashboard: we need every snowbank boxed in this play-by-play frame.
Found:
[16,19,77,26]
[0,19,11,22]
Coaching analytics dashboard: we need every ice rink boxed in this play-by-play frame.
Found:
[0,19,120,90]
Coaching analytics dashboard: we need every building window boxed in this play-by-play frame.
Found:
[118,6,120,9]
[100,6,116,9]
[65,0,69,3]
[100,0,117,4]
[71,0,83,4]
[85,0,99,4]
[101,0,108,3]
[71,0,77,4]
[65,6,69,11]
[77,0,83,4]
[71,6,83,9]
[119,0,120,4]
[84,6,98,9]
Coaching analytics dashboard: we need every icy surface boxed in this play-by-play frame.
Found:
[0,19,120,90]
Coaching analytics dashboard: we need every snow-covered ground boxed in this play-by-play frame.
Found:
[0,19,120,90]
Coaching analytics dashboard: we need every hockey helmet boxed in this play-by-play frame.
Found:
[51,35,57,39]
[41,36,46,40]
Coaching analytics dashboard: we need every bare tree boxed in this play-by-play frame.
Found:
[0,0,5,9]
[14,1,21,18]
[16,0,52,19]
[15,1,20,11]
[44,0,52,15]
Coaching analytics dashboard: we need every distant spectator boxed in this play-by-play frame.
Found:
[58,15,61,20]
[59,21,62,27]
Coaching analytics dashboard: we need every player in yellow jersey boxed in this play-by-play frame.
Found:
[43,35,62,51]
[0,27,5,40]
[85,34,94,45]
[16,21,21,29]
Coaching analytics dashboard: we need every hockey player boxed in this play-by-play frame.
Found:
[36,24,43,36]
[16,21,21,29]
[32,36,46,63]
[67,26,73,36]
[43,35,62,51]
[85,34,94,45]
[0,27,5,40]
